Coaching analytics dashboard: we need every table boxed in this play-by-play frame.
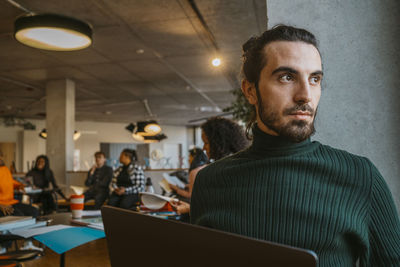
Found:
[36,213,107,267]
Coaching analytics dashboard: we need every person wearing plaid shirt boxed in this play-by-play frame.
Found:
[108,149,145,209]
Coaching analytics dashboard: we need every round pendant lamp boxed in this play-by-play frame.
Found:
[14,13,92,51]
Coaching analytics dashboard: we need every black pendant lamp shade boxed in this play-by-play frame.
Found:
[14,13,92,51]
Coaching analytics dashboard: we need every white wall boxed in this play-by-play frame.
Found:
[0,119,46,172]
[0,119,189,173]
[149,125,188,169]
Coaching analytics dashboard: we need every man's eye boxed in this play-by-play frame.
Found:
[279,74,293,82]
[310,76,321,85]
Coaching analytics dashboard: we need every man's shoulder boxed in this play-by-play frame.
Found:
[316,141,370,161]
[197,150,249,176]
[314,142,379,175]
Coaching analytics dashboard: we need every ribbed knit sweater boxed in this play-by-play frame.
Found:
[191,126,400,267]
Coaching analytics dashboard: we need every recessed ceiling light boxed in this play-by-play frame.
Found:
[136,49,144,54]
[104,111,112,115]
[14,13,92,51]
[212,58,221,67]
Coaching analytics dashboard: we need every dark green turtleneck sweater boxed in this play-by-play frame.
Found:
[191,126,400,267]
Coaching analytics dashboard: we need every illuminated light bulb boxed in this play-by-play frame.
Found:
[144,123,162,135]
[212,58,221,67]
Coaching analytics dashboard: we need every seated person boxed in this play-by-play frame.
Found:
[83,151,113,209]
[108,149,145,210]
[0,152,38,218]
[168,148,208,199]
[170,117,249,214]
[26,155,65,215]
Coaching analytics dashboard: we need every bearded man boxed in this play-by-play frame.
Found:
[190,25,400,267]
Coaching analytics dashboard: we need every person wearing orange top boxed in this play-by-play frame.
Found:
[0,152,38,218]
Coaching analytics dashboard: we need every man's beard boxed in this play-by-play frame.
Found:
[258,100,317,143]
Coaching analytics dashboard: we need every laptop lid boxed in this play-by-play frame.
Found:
[101,206,318,267]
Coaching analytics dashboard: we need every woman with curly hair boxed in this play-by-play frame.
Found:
[171,117,249,215]
[201,117,249,162]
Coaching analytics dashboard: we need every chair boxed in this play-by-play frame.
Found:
[0,235,42,266]
[0,250,42,264]
[0,260,21,267]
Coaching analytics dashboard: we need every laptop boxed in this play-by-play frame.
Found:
[101,206,318,267]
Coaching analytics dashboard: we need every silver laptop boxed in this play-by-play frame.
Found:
[101,206,318,267]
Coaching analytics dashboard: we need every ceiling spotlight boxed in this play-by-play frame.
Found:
[14,13,92,51]
[38,128,81,140]
[144,120,162,135]
[73,130,81,141]
[136,49,144,54]
[125,122,164,142]
[212,58,221,67]
[135,120,162,136]
[39,128,47,139]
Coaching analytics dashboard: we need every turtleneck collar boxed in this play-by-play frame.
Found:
[248,125,319,157]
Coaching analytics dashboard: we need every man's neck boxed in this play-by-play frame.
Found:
[96,163,104,169]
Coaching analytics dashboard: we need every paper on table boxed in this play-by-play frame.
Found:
[34,227,105,254]
[162,173,186,189]
[82,210,102,217]
[0,216,36,231]
[10,224,73,239]
[140,192,179,210]
[87,223,104,231]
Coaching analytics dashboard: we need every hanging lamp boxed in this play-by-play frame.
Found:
[14,13,92,51]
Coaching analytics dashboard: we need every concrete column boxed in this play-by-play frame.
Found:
[46,79,75,188]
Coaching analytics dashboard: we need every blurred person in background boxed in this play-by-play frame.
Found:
[0,151,38,217]
[168,148,208,199]
[26,155,66,215]
[171,117,249,215]
[84,151,113,209]
[109,149,145,210]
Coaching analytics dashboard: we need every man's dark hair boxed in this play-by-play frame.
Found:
[201,117,249,161]
[34,155,53,181]
[189,150,208,172]
[189,147,202,157]
[94,151,106,158]
[122,148,137,162]
[241,24,320,134]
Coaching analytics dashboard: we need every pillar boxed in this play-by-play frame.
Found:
[46,79,75,189]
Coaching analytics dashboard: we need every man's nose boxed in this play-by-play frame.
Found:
[293,78,312,104]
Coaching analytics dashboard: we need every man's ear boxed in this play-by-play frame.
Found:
[241,79,258,105]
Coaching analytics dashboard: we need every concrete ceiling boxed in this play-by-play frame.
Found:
[0,0,266,126]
